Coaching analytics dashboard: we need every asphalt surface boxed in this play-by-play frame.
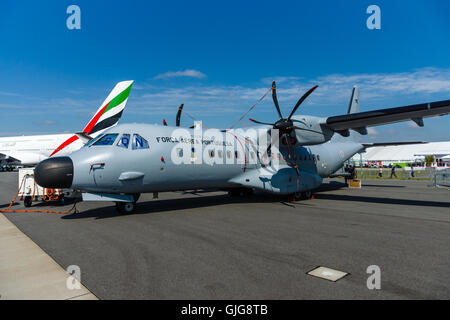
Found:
[1,171,450,299]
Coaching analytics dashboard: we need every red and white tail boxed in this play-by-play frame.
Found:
[83,80,134,135]
[50,80,133,157]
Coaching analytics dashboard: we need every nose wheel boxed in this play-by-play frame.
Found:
[116,202,135,214]
[115,193,140,214]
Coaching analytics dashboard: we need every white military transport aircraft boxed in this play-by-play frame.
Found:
[0,81,134,166]
[34,81,450,213]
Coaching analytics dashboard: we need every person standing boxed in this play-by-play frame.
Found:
[378,167,383,178]
[410,165,415,178]
[344,165,349,185]
[390,166,397,178]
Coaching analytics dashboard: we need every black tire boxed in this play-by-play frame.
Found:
[302,190,313,200]
[228,189,240,197]
[24,196,32,207]
[58,195,66,205]
[115,202,135,214]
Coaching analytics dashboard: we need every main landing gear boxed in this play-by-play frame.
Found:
[228,188,253,197]
[289,190,313,202]
[115,193,140,214]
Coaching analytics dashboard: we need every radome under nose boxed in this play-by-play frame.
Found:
[34,157,74,188]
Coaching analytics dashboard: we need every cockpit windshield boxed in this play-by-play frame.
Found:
[132,134,149,150]
[117,134,130,149]
[84,134,104,147]
[85,133,148,149]
[92,133,119,146]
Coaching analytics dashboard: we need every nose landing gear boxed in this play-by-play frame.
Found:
[116,202,135,214]
[115,193,140,214]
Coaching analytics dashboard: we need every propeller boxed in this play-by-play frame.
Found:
[250,81,318,174]
[162,104,184,126]
[176,104,184,127]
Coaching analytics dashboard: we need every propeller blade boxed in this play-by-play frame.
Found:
[272,81,283,120]
[176,104,184,127]
[283,133,294,160]
[283,133,299,176]
[249,118,273,125]
[163,119,168,126]
[287,85,319,120]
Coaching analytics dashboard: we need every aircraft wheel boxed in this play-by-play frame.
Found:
[58,195,66,205]
[294,192,302,201]
[24,196,32,207]
[302,190,313,200]
[116,201,135,214]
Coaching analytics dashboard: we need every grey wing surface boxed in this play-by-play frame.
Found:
[325,99,450,131]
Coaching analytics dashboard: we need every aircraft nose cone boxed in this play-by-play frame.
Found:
[34,157,73,188]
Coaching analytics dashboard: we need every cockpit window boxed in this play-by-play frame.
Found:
[132,134,149,150]
[93,133,119,146]
[85,134,104,147]
[117,134,130,149]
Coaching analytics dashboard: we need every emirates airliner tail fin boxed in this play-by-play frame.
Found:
[82,80,134,135]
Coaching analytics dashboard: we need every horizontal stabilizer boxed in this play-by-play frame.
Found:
[75,132,94,144]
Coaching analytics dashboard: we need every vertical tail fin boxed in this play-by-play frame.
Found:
[347,85,360,114]
[83,80,134,135]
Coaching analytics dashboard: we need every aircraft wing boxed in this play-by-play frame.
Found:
[0,152,22,163]
[325,99,450,132]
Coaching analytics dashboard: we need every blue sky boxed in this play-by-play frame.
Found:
[1,0,450,142]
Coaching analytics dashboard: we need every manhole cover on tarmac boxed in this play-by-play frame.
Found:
[307,266,349,282]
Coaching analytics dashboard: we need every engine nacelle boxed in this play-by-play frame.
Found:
[290,115,334,146]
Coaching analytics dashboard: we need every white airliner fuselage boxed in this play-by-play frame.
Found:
[0,134,86,166]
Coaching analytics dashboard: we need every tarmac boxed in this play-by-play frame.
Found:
[1,171,449,299]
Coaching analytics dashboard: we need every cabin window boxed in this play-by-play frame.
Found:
[235,151,239,159]
[209,150,215,158]
[218,150,223,158]
[132,134,149,150]
[250,151,256,160]
[177,148,183,157]
[93,133,118,146]
[227,150,232,159]
[117,134,130,149]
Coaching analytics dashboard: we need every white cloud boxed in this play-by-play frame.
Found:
[4,67,450,140]
[154,69,207,79]
[0,91,21,97]
[131,67,450,117]
[34,120,55,126]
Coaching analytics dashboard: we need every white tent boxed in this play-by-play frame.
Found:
[352,141,450,164]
